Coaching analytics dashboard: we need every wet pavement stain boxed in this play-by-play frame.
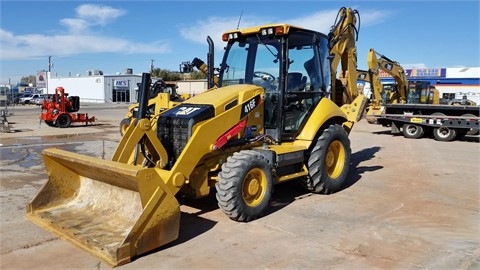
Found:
[1,142,94,169]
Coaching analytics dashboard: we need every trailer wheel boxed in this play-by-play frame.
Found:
[433,126,457,142]
[302,124,351,194]
[216,150,273,222]
[119,118,131,136]
[402,123,424,139]
[431,112,456,141]
[56,114,71,128]
[462,114,479,135]
[468,129,480,136]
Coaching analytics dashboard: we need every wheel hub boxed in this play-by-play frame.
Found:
[325,140,345,179]
[243,168,266,206]
[326,151,335,167]
[247,178,260,195]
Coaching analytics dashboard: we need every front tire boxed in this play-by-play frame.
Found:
[216,150,273,222]
[302,124,351,194]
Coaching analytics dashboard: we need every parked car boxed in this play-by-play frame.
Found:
[12,93,26,104]
[33,94,44,106]
[34,94,53,106]
[19,93,40,105]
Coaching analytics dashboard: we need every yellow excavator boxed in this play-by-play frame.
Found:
[357,49,407,122]
[26,7,367,267]
[358,48,440,123]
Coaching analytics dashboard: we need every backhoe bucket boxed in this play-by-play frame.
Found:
[366,105,385,124]
[26,148,180,267]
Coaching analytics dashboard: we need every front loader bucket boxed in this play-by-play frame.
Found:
[26,148,180,267]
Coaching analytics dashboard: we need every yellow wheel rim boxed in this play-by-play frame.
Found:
[242,168,267,207]
[325,140,345,179]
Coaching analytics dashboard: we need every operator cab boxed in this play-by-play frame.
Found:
[218,25,331,142]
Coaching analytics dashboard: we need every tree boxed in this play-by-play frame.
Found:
[151,68,182,81]
[20,75,36,86]
[190,70,207,80]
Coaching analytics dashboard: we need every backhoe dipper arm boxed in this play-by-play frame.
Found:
[328,7,360,105]
[357,69,383,106]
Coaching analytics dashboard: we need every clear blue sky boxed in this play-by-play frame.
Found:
[1,0,479,85]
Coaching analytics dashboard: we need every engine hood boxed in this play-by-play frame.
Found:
[181,84,265,115]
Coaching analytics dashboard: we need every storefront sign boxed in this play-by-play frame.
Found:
[114,80,129,88]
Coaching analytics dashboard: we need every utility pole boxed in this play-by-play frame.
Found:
[47,56,52,94]
[48,56,52,72]
[150,59,155,73]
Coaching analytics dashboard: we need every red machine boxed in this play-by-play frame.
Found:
[40,86,95,128]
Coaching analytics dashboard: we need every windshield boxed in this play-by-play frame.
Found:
[220,36,280,91]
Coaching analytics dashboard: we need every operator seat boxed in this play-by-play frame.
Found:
[287,72,307,92]
[285,72,308,130]
[304,57,321,90]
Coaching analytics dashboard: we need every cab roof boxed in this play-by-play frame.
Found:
[222,23,322,37]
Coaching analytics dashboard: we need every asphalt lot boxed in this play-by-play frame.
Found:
[0,103,479,270]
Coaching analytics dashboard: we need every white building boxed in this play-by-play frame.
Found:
[48,70,143,103]
[47,70,208,103]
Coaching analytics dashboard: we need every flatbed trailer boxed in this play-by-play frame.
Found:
[375,103,479,141]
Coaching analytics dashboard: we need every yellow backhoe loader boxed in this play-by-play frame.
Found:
[26,7,367,267]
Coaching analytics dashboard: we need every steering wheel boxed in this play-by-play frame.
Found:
[253,71,276,82]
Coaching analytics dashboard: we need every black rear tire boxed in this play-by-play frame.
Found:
[301,124,351,194]
[56,114,71,128]
[216,150,273,222]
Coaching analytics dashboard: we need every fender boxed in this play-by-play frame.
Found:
[295,97,348,142]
